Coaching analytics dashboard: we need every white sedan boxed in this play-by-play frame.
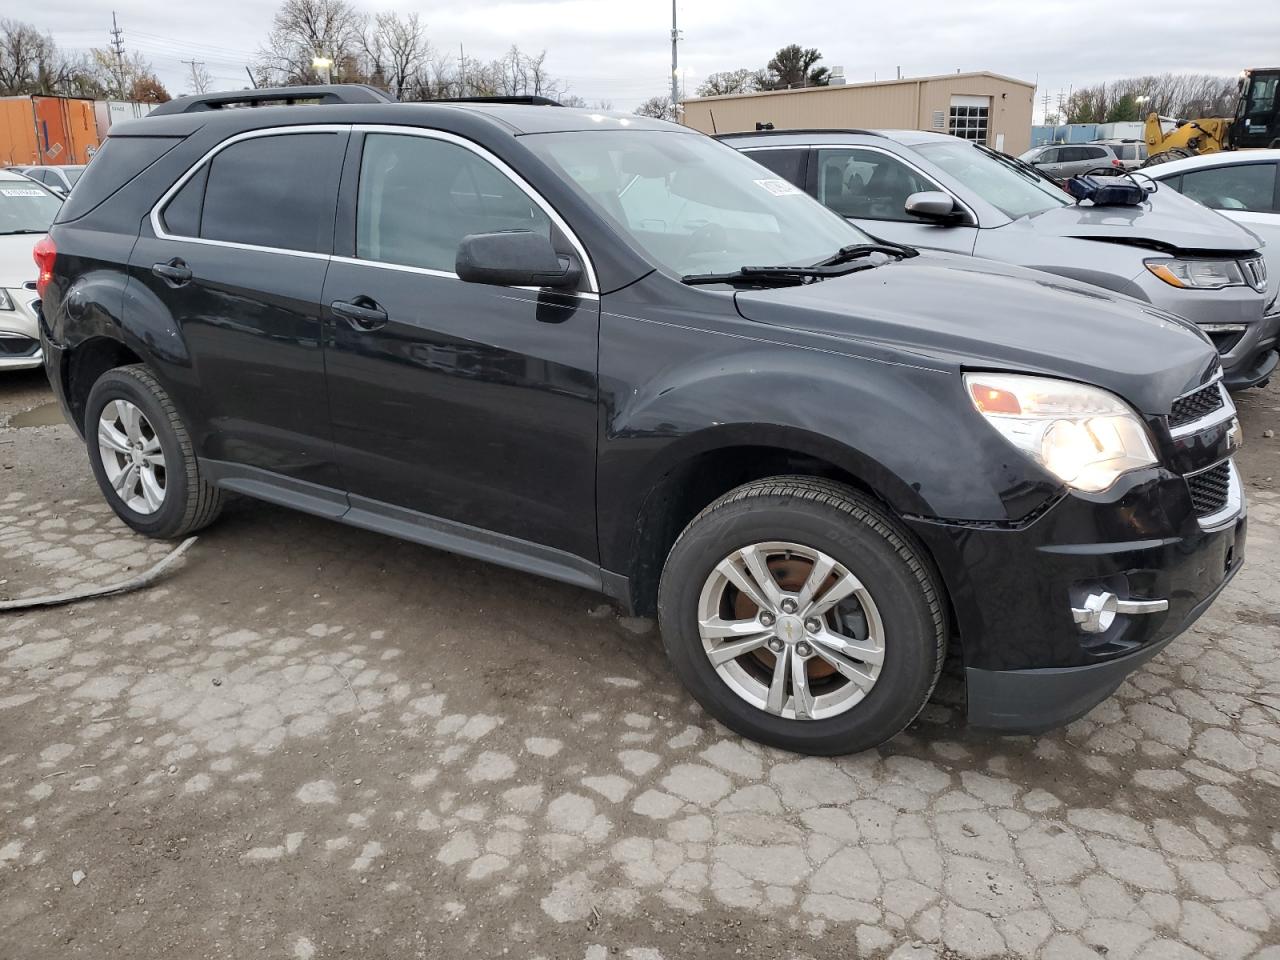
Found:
[1139,150,1280,316]
[0,169,62,371]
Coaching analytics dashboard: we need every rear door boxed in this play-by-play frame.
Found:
[128,127,348,492]
[320,128,600,561]
[807,146,977,254]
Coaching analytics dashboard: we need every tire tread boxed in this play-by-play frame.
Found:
[107,364,223,537]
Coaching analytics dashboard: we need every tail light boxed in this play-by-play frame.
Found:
[33,234,56,299]
[1112,158,1123,168]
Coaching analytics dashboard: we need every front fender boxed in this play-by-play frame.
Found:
[597,334,1058,572]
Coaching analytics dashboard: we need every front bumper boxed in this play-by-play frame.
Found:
[907,458,1247,734]
[1135,274,1273,390]
[0,285,42,371]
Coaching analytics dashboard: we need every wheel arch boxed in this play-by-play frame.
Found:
[609,424,939,618]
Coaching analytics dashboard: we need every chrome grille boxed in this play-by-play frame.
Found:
[1244,256,1268,293]
[1187,461,1232,516]
[1169,382,1224,430]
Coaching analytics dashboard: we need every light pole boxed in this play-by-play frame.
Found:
[312,55,334,85]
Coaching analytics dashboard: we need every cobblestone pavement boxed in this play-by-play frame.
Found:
[1,370,1278,960]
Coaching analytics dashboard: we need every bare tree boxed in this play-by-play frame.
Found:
[0,19,89,96]
[634,94,678,121]
[697,69,758,98]
[362,11,428,99]
[1066,73,1241,123]
[85,48,169,101]
[490,46,565,99]
[255,0,366,86]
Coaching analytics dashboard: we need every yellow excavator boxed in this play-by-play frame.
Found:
[1143,67,1280,165]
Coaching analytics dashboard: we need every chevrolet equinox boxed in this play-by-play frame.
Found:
[36,86,1246,755]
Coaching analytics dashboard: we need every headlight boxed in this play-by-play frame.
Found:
[965,373,1157,493]
[1145,257,1259,291]
[0,288,12,311]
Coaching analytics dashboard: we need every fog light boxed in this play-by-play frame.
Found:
[1071,592,1169,634]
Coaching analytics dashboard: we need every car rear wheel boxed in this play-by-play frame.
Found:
[85,364,223,539]
[658,477,946,755]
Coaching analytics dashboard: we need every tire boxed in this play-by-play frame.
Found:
[658,477,947,756]
[84,364,224,539]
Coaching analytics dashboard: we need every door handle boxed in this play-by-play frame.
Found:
[152,258,191,287]
[331,298,388,331]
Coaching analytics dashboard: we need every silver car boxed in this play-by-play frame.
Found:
[725,129,1274,389]
[1018,142,1121,179]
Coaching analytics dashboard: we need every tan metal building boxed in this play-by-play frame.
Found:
[682,71,1037,155]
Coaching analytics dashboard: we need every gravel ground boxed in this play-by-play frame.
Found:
[1,368,1278,960]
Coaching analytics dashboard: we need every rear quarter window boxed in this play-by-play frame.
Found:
[54,136,182,223]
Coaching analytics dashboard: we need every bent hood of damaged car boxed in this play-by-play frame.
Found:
[1012,187,1261,254]
[734,253,1219,414]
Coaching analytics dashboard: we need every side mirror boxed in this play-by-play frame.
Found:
[455,230,582,289]
[904,191,962,223]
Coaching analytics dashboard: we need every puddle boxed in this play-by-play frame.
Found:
[8,402,66,428]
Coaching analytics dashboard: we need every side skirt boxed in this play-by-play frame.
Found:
[200,459,630,604]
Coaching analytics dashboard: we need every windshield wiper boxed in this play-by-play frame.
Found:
[813,241,918,267]
[682,261,880,287]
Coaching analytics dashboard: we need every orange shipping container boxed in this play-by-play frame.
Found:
[0,95,101,167]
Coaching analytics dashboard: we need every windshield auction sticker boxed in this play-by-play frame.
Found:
[753,178,803,197]
[0,188,46,197]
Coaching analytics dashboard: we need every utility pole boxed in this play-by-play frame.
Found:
[182,59,206,94]
[110,12,127,95]
[670,0,680,118]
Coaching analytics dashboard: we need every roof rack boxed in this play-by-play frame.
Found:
[434,95,564,107]
[149,84,396,116]
[714,128,883,139]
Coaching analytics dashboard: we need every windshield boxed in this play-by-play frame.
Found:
[916,140,1070,220]
[0,181,61,234]
[65,168,84,185]
[524,129,874,277]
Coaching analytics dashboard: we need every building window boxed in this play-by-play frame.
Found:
[948,96,990,144]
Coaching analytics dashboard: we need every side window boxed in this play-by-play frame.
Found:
[1036,148,1059,164]
[161,164,208,236]
[1086,146,1110,162]
[356,133,550,273]
[1179,164,1278,213]
[746,149,806,188]
[197,133,345,253]
[814,148,941,221]
[1058,147,1085,163]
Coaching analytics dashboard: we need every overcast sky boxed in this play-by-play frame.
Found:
[32,0,1280,119]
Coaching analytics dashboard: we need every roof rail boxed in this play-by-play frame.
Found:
[434,95,564,107]
[714,128,883,139]
[149,84,396,116]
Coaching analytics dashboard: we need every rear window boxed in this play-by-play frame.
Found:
[54,136,181,223]
[196,133,344,253]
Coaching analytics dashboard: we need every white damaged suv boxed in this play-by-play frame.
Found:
[0,169,61,371]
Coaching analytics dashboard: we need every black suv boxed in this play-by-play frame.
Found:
[37,86,1246,755]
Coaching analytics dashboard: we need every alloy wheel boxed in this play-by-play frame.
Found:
[97,399,167,515]
[696,541,885,720]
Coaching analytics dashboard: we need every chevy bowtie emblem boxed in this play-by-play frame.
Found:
[1226,418,1241,451]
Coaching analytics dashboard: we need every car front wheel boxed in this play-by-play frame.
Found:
[658,477,947,756]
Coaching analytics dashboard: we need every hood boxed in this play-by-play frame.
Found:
[0,234,41,290]
[734,253,1219,414]
[1018,188,1260,255]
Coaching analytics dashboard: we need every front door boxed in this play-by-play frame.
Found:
[808,146,978,254]
[128,129,348,488]
[321,130,600,561]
